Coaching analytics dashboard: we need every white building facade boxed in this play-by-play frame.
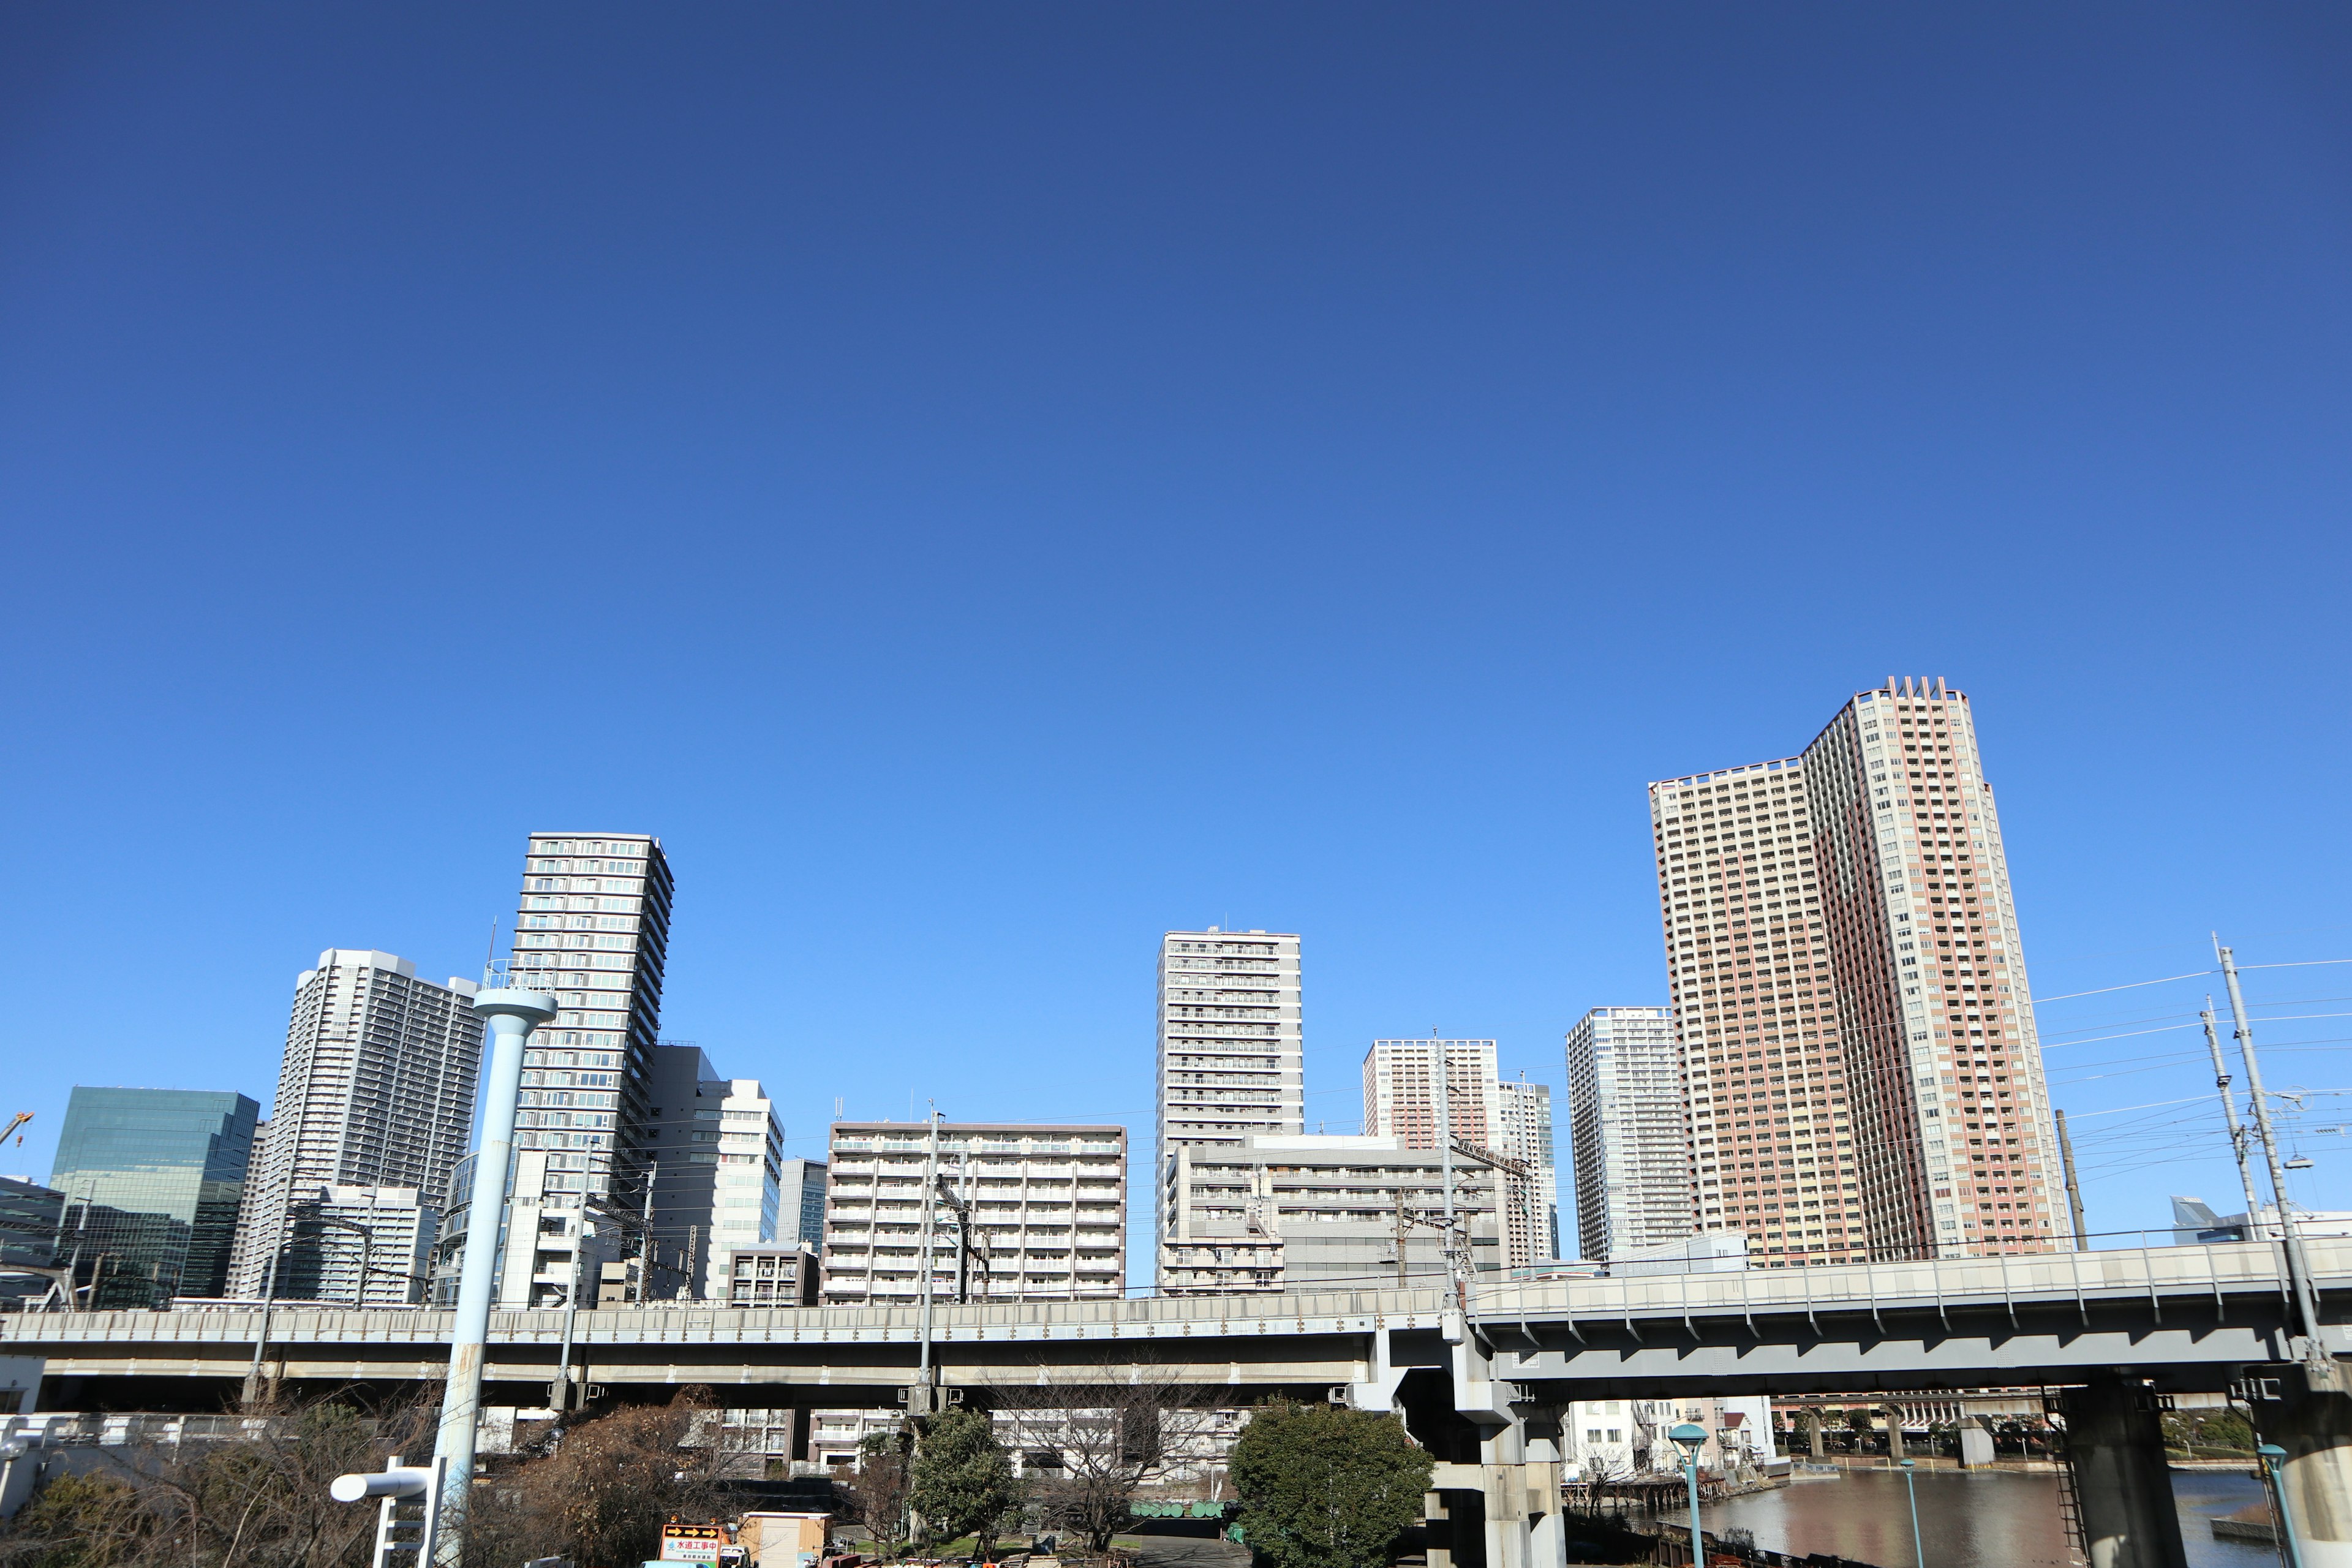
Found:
[228,951,481,1299]
[1161,1133,1499,1294]
[821,1122,1126,1305]
[1564,1006,1688,1263]
[283,1184,435,1307]
[1156,930,1302,1284]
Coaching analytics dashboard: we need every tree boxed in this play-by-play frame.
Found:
[837,1431,915,1560]
[993,1371,1219,1556]
[1228,1400,1433,1568]
[473,1393,726,1568]
[908,1409,1019,1554]
[0,1471,162,1567]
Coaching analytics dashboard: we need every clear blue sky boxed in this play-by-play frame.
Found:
[5,7,2350,1274]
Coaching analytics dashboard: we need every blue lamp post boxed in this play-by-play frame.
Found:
[1670,1422,1708,1566]
[1899,1458,1923,1566]
[2258,1443,2306,1568]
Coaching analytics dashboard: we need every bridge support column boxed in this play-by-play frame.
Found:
[1481,1414,1528,1568]
[1522,1406,1566,1568]
[1807,1408,1826,1460]
[1885,1406,1905,1462]
[2256,1361,2352,1567]
[2059,1375,2187,1568]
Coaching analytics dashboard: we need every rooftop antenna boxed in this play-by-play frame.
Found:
[483,918,500,983]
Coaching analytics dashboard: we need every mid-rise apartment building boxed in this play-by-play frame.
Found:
[228,950,481,1300]
[1161,1133,1499,1294]
[1156,930,1302,1283]
[725,1243,819,1307]
[1649,677,2059,1264]
[821,1121,1126,1304]
[1564,1007,1687,1263]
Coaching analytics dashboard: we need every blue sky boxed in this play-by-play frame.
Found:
[4,6,2350,1276]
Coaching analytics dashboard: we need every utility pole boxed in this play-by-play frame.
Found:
[2202,1000,2267,1236]
[1393,1189,1409,1288]
[2218,941,2331,1382]
[2052,1110,2089,1249]
[637,1161,658,1303]
[916,1106,941,1406]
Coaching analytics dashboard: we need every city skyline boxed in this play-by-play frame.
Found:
[12,686,2348,1291]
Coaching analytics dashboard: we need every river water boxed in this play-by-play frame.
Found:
[1688,1466,2276,1568]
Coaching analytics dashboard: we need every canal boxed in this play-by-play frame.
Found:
[1686,1466,2277,1568]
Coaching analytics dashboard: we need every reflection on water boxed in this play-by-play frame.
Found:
[1691,1466,2277,1568]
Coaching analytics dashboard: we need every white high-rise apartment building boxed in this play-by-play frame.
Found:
[1651,677,2059,1265]
[1496,1077,1559,1267]
[1155,930,1302,1283]
[228,951,481,1298]
[1564,1007,1686,1263]
[821,1121,1126,1305]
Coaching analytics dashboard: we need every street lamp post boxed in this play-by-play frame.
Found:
[1899,1458,1923,1567]
[2259,1443,2307,1568]
[434,970,558,1564]
[1669,1422,1708,1567]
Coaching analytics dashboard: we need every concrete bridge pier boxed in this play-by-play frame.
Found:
[2058,1374,2187,1568]
[1806,1408,1826,1460]
[2252,1361,2352,1567]
[1466,1403,1565,1568]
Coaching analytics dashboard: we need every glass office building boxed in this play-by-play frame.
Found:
[49,1088,260,1306]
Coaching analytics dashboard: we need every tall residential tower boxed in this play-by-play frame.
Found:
[1155,930,1302,1283]
[502,831,675,1303]
[228,950,483,1300]
[1649,677,2059,1264]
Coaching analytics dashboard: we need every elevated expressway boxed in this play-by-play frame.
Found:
[8,1238,2351,1567]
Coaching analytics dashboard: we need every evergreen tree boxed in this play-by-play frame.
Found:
[907,1408,1020,1551]
[1229,1401,1433,1568]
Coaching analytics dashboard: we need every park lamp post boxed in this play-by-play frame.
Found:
[1899,1458,1923,1567]
[1669,1422,1707,1567]
[2258,1443,2308,1568]
[434,966,559,1564]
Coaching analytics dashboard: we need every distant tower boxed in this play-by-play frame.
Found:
[1564,1007,1685,1262]
[1496,1077,1560,1267]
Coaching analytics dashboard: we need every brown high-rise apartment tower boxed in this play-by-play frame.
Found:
[1647,677,2063,1265]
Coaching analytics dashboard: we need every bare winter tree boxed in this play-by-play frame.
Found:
[834,1430,915,1559]
[0,1389,437,1568]
[990,1368,1223,1556]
